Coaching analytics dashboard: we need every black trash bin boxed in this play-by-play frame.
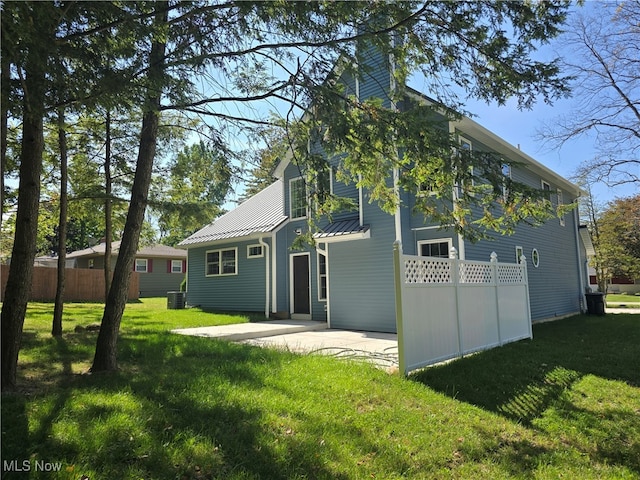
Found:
[167,291,186,309]
[585,292,605,315]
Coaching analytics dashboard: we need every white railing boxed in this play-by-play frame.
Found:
[393,242,532,375]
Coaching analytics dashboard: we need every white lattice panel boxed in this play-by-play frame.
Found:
[497,264,525,284]
[459,262,493,284]
[404,257,452,284]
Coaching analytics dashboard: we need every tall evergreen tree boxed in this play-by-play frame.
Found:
[91,2,169,372]
[1,2,58,391]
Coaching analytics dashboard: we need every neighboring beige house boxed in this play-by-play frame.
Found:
[59,241,187,297]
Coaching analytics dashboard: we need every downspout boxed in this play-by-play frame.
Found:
[389,40,403,244]
[271,233,277,314]
[449,123,466,259]
[358,174,364,227]
[317,243,330,328]
[573,205,586,312]
[259,236,270,318]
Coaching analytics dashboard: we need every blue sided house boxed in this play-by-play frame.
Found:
[179,51,591,333]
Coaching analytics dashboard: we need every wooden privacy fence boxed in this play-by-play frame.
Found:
[0,266,139,302]
[393,242,531,375]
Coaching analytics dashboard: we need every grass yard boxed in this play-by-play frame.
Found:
[606,293,640,307]
[1,300,639,479]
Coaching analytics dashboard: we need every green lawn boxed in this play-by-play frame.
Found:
[606,293,640,307]
[1,300,639,479]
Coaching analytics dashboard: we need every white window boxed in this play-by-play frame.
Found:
[515,246,524,263]
[532,248,540,268]
[557,189,565,227]
[418,239,453,258]
[458,137,475,195]
[171,259,183,273]
[290,177,307,219]
[247,245,263,258]
[502,162,512,200]
[541,180,551,201]
[317,252,327,301]
[135,258,148,273]
[310,167,333,214]
[206,248,237,276]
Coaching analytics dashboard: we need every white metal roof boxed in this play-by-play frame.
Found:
[178,180,288,247]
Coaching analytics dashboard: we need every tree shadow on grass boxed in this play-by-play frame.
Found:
[412,314,640,476]
[4,332,394,479]
[412,315,639,423]
[2,337,77,479]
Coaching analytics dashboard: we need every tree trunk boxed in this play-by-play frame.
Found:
[0,47,9,232]
[91,4,167,372]
[104,109,112,301]
[0,65,46,391]
[52,108,68,337]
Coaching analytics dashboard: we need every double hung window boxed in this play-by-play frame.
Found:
[206,248,237,276]
[290,177,307,219]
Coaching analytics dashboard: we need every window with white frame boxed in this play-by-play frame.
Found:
[515,245,524,263]
[458,137,475,196]
[541,180,552,201]
[317,252,327,301]
[206,248,237,276]
[531,248,540,268]
[557,189,565,226]
[418,171,439,196]
[290,177,307,219]
[247,245,263,258]
[308,167,333,215]
[135,258,148,273]
[502,162,512,200]
[171,259,183,273]
[317,167,332,204]
[418,239,453,258]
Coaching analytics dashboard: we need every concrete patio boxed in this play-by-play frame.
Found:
[172,320,399,369]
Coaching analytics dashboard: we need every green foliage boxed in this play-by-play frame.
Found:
[243,124,291,198]
[154,141,233,246]
[596,195,640,280]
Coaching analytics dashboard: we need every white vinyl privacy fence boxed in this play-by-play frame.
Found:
[393,242,532,375]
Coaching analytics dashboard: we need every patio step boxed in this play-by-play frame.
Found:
[171,320,328,342]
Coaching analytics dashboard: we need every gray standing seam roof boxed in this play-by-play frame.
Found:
[178,180,288,247]
[314,218,370,239]
[66,241,186,258]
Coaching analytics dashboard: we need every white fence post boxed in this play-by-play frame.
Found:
[449,247,464,358]
[393,241,407,375]
[490,251,503,345]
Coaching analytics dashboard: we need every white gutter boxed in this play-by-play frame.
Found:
[449,122,466,260]
[358,174,364,227]
[316,243,330,328]
[573,208,587,311]
[258,236,270,318]
[389,45,403,244]
[269,218,289,314]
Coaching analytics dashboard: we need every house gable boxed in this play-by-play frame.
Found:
[182,46,585,329]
